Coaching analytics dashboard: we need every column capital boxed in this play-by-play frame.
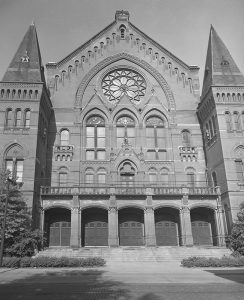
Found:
[108,206,117,213]
[71,206,80,213]
[144,206,154,213]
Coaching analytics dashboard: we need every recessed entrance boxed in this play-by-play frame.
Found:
[191,207,216,246]
[154,207,180,246]
[118,207,144,246]
[82,207,108,246]
[45,207,71,247]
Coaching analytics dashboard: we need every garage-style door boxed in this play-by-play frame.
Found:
[84,221,108,246]
[119,221,144,246]
[155,221,178,246]
[49,221,71,246]
[192,221,212,245]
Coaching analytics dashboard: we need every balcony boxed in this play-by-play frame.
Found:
[40,185,218,196]
[179,146,198,162]
[54,145,74,161]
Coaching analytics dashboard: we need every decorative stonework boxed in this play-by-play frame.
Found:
[102,69,146,104]
[75,53,176,110]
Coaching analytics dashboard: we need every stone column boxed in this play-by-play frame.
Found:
[108,206,119,247]
[144,206,156,246]
[214,187,226,246]
[39,208,45,233]
[180,206,193,246]
[70,195,81,248]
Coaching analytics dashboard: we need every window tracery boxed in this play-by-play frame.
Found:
[102,69,146,104]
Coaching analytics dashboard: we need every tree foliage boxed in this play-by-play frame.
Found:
[0,170,43,257]
[228,202,244,256]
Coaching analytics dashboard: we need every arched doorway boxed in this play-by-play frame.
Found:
[191,207,217,246]
[118,207,144,246]
[81,207,108,246]
[154,207,180,246]
[45,207,71,247]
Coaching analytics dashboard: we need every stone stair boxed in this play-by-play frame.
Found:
[36,246,231,262]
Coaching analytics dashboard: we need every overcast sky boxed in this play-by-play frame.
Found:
[0,0,243,90]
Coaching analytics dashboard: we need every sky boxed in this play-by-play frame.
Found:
[0,0,244,90]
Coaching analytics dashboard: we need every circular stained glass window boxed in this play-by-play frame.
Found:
[102,69,146,104]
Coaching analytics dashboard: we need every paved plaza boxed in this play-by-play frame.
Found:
[0,261,244,299]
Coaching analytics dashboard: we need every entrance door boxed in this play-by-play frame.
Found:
[84,221,108,246]
[155,221,178,246]
[49,221,71,246]
[192,221,212,245]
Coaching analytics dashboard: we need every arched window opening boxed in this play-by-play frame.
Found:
[12,90,16,98]
[148,168,157,184]
[6,89,10,98]
[15,109,22,127]
[186,167,195,187]
[182,129,191,147]
[24,110,31,128]
[237,93,241,101]
[85,168,94,184]
[146,116,166,160]
[97,168,106,185]
[119,25,126,39]
[59,172,67,186]
[227,93,231,101]
[5,145,24,182]
[235,159,244,183]
[119,161,136,187]
[116,115,135,147]
[233,112,242,131]
[212,172,218,187]
[86,115,105,160]
[160,168,169,186]
[232,93,236,101]
[222,93,225,101]
[1,89,4,98]
[5,109,12,127]
[60,129,69,146]
[225,111,233,132]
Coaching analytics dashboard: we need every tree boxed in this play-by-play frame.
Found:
[0,169,43,257]
[228,202,244,256]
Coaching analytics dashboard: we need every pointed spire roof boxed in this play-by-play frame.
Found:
[2,23,45,83]
[202,25,244,96]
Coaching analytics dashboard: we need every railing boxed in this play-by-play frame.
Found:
[54,145,74,153]
[41,185,218,196]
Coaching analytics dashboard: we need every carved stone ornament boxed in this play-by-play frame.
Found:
[102,69,146,104]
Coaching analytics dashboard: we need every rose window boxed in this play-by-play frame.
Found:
[102,69,146,104]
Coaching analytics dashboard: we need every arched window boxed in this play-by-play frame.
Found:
[119,161,136,187]
[5,144,24,182]
[225,111,233,132]
[116,115,135,147]
[186,167,195,187]
[212,172,218,187]
[182,129,191,147]
[59,170,68,187]
[15,109,22,127]
[24,110,31,128]
[5,108,12,127]
[233,112,242,131]
[97,168,106,185]
[60,129,69,146]
[160,168,169,186]
[85,168,94,184]
[148,168,157,184]
[86,115,106,160]
[119,25,126,39]
[146,116,166,160]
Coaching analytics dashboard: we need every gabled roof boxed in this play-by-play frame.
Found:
[47,12,197,71]
[2,23,45,83]
[202,25,244,96]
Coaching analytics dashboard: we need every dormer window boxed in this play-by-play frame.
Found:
[21,50,29,62]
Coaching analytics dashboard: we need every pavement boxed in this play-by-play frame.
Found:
[0,261,244,299]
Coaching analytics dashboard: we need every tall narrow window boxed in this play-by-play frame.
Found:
[212,115,216,135]
[209,119,214,138]
[5,109,12,127]
[119,25,126,39]
[60,129,69,146]
[59,172,67,187]
[182,130,191,147]
[15,109,22,127]
[212,172,218,187]
[97,168,106,185]
[235,160,244,183]
[85,168,94,184]
[24,110,31,128]
[148,168,157,184]
[225,111,233,132]
[5,145,24,182]
[116,116,135,147]
[146,116,166,160]
[233,112,242,131]
[86,116,105,160]
[186,167,195,187]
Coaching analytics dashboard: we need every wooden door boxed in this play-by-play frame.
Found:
[49,221,71,246]
[119,221,144,246]
[155,221,178,246]
[84,221,108,246]
[192,221,212,245]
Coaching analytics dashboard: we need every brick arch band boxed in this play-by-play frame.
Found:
[75,53,176,110]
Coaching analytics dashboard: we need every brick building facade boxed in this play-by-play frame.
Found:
[1,11,243,248]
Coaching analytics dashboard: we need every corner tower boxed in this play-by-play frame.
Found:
[197,25,244,231]
[0,23,52,227]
